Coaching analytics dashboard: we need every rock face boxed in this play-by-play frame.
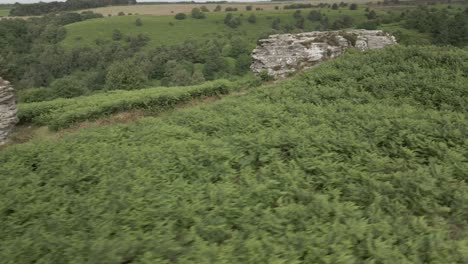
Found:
[251,29,396,78]
[0,78,18,145]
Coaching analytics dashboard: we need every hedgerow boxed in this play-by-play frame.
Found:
[18,80,241,130]
[0,46,467,263]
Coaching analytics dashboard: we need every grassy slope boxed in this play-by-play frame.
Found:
[0,8,10,17]
[1,46,467,263]
[83,1,375,16]
[62,8,369,49]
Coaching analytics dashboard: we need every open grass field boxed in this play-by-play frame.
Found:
[0,7,10,17]
[84,1,376,16]
[62,7,371,49]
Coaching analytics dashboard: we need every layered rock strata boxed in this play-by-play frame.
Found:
[0,78,18,145]
[251,29,397,78]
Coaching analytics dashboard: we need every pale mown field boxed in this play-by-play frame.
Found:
[84,1,374,16]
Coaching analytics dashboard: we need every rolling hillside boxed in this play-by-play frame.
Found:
[1,46,467,263]
[62,8,371,49]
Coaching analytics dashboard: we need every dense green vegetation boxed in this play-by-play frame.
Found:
[18,80,244,130]
[1,2,466,105]
[9,0,137,16]
[1,46,467,263]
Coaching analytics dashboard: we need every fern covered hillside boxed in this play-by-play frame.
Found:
[1,46,468,263]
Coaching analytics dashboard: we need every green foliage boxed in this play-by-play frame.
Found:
[18,80,238,130]
[307,10,322,21]
[191,8,206,19]
[366,10,377,19]
[2,46,467,263]
[105,59,148,91]
[112,29,123,41]
[17,87,56,103]
[135,18,143,26]
[247,14,256,24]
[271,17,281,30]
[50,75,89,98]
[350,3,358,10]
[293,10,302,19]
[225,7,238,12]
[224,13,241,29]
[161,60,194,87]
[331,15,354,30]
[403,7,468,47]
[235,54,252,75]
[174,12,186,20]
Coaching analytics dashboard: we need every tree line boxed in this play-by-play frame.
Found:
[10,0,137,16]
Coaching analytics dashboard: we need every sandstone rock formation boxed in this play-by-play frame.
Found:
[251,29,397,78]
[0,78,18,145]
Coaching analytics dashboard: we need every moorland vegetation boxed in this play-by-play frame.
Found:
[1,45,467,263]
[0,1,467,262]
[1,1,466,105]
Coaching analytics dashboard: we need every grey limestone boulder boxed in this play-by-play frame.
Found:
[251,29,397,78]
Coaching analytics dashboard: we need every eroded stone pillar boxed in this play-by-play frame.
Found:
[0,78,18,145]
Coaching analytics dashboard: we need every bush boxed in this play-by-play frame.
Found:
[225,7,238,12]
[350,3,358,10]
[112,29,123,41]
[200,6,209,12]
[118,11,125,16]
[246,5,252,11]
[247,14,257,24]
[191,8,206,19]
[224,13,241,28]
[308,10,322,21]
[174,13,187,20]
[272,17,281,30]
[18,87,56,103]
[293,10,302,19]
[105,60,148,90]
[50,75,89,99]
[331,3,339,10]
[366,10,377,19]
[331,15,354,29]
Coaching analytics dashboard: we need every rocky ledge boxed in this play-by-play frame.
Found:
[251,29,397,78]
[0,78,18,145]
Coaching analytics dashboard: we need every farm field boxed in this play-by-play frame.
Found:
[62,8,371,49]
[1,46,467,262]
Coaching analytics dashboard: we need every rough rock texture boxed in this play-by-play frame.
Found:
[0,78,18,145]
[251,29,396,78]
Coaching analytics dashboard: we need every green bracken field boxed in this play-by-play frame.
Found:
[17,79,242,131]
[1,46,467,263]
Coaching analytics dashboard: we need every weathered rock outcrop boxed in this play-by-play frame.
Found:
[251,29,396,78]
[0,78,18,145]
